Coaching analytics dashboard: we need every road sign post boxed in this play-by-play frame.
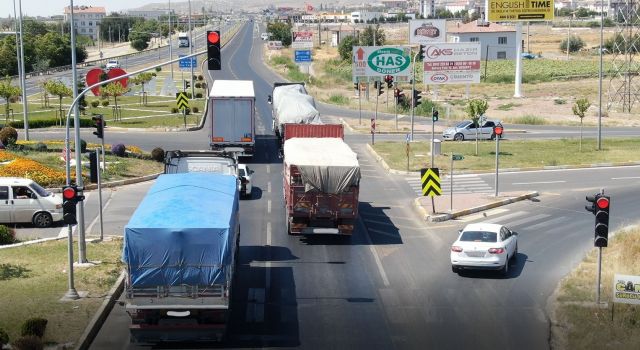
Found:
[371,118,375,145]
[494,124,504,196]
[420,168,442,214]
[406,134,410,171]
[450,154,464,210]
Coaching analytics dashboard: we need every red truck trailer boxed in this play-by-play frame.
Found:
[282,124,360,235]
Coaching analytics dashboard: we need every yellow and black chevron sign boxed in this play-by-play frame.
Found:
[176,92,189,110]
[420,168,441,197]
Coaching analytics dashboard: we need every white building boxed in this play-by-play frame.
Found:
[127,9,174,21]
[448,20,517,60]
[350,11,384,23]
[63,5,105,41]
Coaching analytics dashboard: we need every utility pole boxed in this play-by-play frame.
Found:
[188,0,195,99]
[169,0,174,80]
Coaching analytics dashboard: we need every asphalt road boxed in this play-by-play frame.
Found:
[84,22,640,349]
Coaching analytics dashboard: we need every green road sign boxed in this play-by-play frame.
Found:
[452,154,464,161]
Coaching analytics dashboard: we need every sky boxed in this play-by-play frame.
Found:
[2,1,144,18]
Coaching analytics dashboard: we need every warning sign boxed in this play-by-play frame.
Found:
[487,0,555,22]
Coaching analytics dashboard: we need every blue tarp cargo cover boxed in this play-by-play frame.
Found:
[122,173,239,287]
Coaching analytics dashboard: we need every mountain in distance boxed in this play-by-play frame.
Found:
[130,0,368,14]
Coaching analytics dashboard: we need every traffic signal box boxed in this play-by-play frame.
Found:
[412,89,422,108]
[62,186,80,225]
[374,81,384,96]
[394,88,404,104]
[92,115,104,139]
[586,194,610,247]
[385,75,394,88]
[432,109,439,122]
[207,30,221,70]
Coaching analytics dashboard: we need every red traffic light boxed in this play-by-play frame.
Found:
[207,31,220,44]
[596,197,609,209]
[62,187,76,200]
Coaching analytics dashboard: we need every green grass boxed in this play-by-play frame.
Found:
[496,103,522,111]
[553,227,640,349]
[502,114,547,125]
[482,59,615,83]
[0,239,123,345]
[327,94,350,105]
[372,138,640,172]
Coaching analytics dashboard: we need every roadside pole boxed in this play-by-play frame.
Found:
[394,82,398,130]
[96,147,104,241]
[410,49,419,141]
[406,134,410,171]
[494,125,504,197]
[431,106,435,167]
[371,118,375,145]
[358,77,362,125]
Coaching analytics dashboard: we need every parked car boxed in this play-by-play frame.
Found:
[237,163,253,198]
[450,223,518,276]
[0,177,63,228]
[105,59,120,70]
[442,119,503,141]
[260,32,269,40]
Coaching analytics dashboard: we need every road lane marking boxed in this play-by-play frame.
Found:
[611,176,640,180]
[267,165,271,174]
[360,219,390,287]
[511,180,566,185]
[266,222,272,292]
[267,199,271,214]
[267,181,271,193]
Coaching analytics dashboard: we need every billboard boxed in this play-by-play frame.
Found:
[409,19,447,45]
[422,43,481,85]
[292,31,314,48]
[352,46,412,82]
[613,274,640,305]
[487,0,555,22]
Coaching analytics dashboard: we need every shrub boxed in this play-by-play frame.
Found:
[171,107,179,113]
[560,35,586,53]
[11,336,43,350]
[197,75,204,81]
[155,66,162,72]
[185,92,192,99]
[151,147,165,162]
[0,126,18,146]
[195,92,203,98]
[21,317,48,338]
[34,142,47,152]
[200,82,207,89]
[111,143,126,157]
[151,72,157,77]
[79,139,87,153]
[195,82,202,89]
[192,107,199,113]
[184,108,191,115]
[0,225,16,245]
[192,75,198,80]
[91,100,100,108]
[101,100,109,107]
[0,327,8,347]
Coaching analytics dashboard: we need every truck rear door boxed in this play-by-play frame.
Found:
[213,99,253,144]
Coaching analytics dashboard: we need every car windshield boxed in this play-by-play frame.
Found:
[456,121,471,128]
[460,231,497,243]
[238,168,246,176]
[29,182,50,197]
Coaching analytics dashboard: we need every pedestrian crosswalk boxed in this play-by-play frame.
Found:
[406,174,493,196]
[455,207,575,233]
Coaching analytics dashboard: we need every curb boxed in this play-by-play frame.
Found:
[75,271,126,350]
[413,191,540,222]
[0,235,67,250]
[82,172,162,191]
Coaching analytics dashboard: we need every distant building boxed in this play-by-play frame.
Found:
[127,9,173,21]
[350,11,383,23]
[63,5,106,41]
[449,20,517,60]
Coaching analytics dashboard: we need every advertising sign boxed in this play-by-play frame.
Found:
[292,31,314,48]
[613,274,640,305]
[487,0,555,22]
[352,46,412,83]
[422,43,481,85]
[409,19,447,45]
[294,50,312,63]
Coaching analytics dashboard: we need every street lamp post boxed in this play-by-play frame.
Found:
[168,0,174,80]
[188,0,195,99]
[17,0,29,140]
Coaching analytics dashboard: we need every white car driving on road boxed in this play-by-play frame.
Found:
[442,119,502,141]
[238,164,252,198]
[451,223,518,276]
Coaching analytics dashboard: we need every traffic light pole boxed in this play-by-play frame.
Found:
[410,49,419,141]
[96,147,104,241]
[358,77,362,125]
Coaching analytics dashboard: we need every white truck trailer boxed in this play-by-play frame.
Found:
[209,80,256,158]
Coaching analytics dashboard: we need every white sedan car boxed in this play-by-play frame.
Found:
[450,223,518,276]
[237,164,253,198]
[442,119,502,141]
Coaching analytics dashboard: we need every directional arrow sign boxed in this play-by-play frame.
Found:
[176,92,189,110]
[452,154,464,161]
[420,168,442,197]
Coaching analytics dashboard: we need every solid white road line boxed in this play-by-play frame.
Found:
[511,180,566,185]
[611,176,640,180]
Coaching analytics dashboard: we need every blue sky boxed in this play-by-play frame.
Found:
[2,1,142,18]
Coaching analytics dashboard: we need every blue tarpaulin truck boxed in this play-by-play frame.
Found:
[122,172,240,342]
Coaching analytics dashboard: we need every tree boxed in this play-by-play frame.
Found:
[267,22,292,46]
[560,35,585,53]
[43,80,73,125]
[130,72,154,105]
[465,99,489,156]
[338,35,358,61]
[572,98,591,152]
[101,82,129,121]
[0,77,21,125]
[360,25,385,46]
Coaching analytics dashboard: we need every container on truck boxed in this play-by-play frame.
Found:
[209,80,256,158]
[267,82,322,148]
[283,124,360,235]
[122,172,240,342]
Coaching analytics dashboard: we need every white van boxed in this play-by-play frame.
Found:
[0,177,63,228]
[260,33,269,40]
